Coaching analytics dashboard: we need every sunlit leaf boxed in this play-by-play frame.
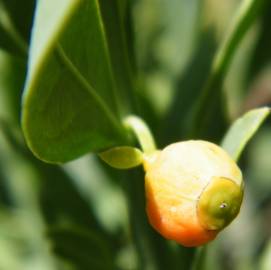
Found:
[22,0,128,163]
[189,0,268,140]
[221,107,270,161]
[99,146,143,169]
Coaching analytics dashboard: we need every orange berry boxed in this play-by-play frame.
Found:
[143,140,243,247]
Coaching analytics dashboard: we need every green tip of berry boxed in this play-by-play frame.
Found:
[197,176,244,231]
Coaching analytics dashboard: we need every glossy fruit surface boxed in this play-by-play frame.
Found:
[143,140,243,247]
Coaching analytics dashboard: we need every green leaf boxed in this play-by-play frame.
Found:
[22,0,128,163]
[48,226,114,270]
[189,0,268,139]
[99,146,143,169]
[221,107,270,161]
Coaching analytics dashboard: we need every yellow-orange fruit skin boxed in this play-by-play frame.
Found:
[144,140,243,247]
[145,177,218,247]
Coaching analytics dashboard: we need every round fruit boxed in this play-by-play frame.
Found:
[143,140,243,247]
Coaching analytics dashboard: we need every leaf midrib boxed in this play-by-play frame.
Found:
[56,45,123,135]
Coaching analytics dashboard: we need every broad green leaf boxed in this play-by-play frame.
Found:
[48,226,114,270]
[221,107,270,161]
[99,146,143,169]
[22,0,128,163]
[189,0,268,139]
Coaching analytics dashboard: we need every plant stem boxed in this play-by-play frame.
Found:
[123,115,157,154]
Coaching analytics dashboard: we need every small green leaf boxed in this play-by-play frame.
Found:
[221,107,270,161]
[22,0,129,163]
[99,146,143,169]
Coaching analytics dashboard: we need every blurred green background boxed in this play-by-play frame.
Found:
[0,0,271,269]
